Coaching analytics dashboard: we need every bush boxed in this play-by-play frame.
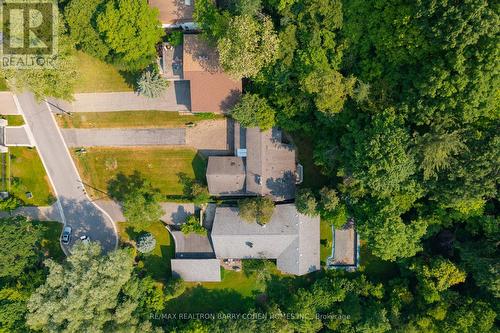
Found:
[165,30,183,46]
[0,197,21,212]
[136,69,169,98]
[180,215,206,235]
[191,183,210,205]
[136,233,156,253]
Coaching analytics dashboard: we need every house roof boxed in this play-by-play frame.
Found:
[331,220,358,267]
[211,204,320,275]
[245,128,297,200]
[149,0,194,25]
[206,156,246,195]
[206,125,297,200]
[171,259,221,282]
[183,34,242,113]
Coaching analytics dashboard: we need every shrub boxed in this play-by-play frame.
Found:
[136,233,156,253]
[191,183,210,205]
[165,30,183,46]
[136,69,169,98]
[181,215,206,235]
[238,196,274,225]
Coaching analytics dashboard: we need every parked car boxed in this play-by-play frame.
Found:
[80,235,90,245]
[62,226,72,244]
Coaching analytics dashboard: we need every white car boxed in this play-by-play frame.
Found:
[80,235,90,245]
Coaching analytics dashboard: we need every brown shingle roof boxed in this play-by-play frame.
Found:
[183,34,242,113]
[149,0,194,25]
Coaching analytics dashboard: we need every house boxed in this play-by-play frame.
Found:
[182,34,242,113]
[149,0,196,29]
[211,204,320,275]
[206,124,299,201]
[159,34,242,113]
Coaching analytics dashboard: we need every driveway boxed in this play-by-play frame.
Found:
[5,126,33,146]
[61,128,185,147]
[15,93,118,253]
[47,81,190,113]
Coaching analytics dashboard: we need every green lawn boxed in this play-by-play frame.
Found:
[320,219,333,266]
[36,221,65,261]
[292,134,330,190]
[72,147,207,199]
[0,76,8,91]
[57,111,221,129]
[9,147,55,206]
[2,115,25,126]
[186,269,261,297]
[118,220,174,283]
[74,51,134,93]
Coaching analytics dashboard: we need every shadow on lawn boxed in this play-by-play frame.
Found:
[165,285,253,314]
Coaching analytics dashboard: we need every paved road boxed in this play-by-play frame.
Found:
[47,82,190,113]
[61,128,185,147]
[15,93,117,253]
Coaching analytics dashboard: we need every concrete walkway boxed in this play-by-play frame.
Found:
[15,93,118,253]
[0,92,19,115]
[47,82,190,113]
[5,126,33,146]
[61,128,185,147]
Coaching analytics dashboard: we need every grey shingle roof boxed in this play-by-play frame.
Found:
[206,125,297,201]
[206,156,245,195]
[211,204,320,275]
[245,128,297,201]
[171,259,221,282]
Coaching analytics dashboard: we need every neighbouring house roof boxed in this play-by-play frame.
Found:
[149,0,194,26]
[183,34,242,113]
[211,204,320,275]
[171,259,221,282]
[206,125,297,200]
[206,156,245,195]
[328,219,359,269]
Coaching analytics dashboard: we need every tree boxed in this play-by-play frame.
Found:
[193,0,229,42]
[319,187,340,212]
[26,243,160,332]
[295,188,318,217]
[238,197,274,225]
[231,94,276,130]
[94,0,164,69]
[136,233,156,254]
[0,216,44,278]
[411,257,466,303]
[190,183,210,206]
[180,215,206,236]
[111,174,164,231]
[64,0,110,59]
[226,0,262,16]
[417,130,467,180]
[136,69,169,98]
[122,187,164,231]
[218,15,279,79]
[1,31,79,100]
[303,69,356,114]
